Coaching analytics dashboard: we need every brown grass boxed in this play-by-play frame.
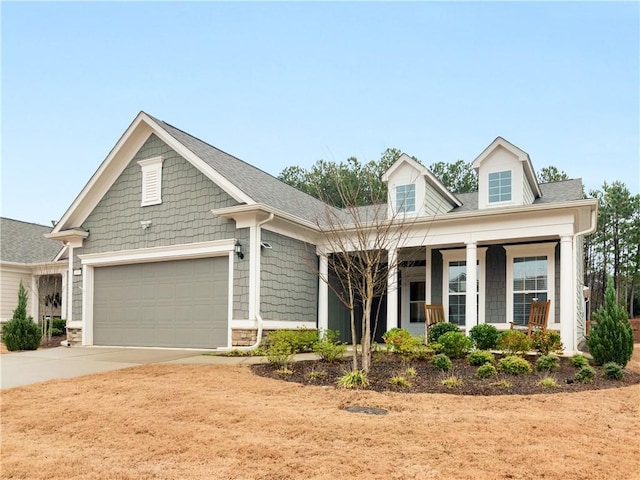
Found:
[2,347,640,480]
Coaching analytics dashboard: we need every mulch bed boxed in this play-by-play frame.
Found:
[251,352,640,396]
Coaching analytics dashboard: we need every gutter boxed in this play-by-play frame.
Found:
[574,207,598,353]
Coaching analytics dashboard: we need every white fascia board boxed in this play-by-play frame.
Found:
[212,204,320,232]
[79,239,235,266]
[382,153,423,182]
[423,170,463,207]
[231,319,317,330]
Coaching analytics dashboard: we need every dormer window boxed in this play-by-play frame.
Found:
[137,156,163,206]
[396,184,416,213]
[488,170,512,203]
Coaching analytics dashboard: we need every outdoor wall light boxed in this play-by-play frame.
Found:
[235,240,244,259]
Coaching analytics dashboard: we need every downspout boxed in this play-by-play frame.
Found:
[226,213,275,351]
[574,208,598,353]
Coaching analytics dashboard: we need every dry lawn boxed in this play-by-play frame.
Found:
[1,349,639,480]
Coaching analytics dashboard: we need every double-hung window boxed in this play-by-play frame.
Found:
[441,249,487,327]
[396,184,416,213]
[488,170,512,203]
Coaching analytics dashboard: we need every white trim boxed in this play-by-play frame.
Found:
[137,156,163,206]
[227,251,234,348]
[79,239,235,266]
[82,264,94,345]
[231,319,316,330]
[400,266,426,335]
[504,243,556,326]
[440,247,487,326]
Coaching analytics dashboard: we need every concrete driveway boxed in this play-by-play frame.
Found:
[0,346,265,389]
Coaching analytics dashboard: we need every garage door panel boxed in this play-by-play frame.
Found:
[93,257,228,348]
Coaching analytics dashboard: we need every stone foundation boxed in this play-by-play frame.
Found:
[231,329,275,346]
[66,327,82,344]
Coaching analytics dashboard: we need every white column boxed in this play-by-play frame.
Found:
[465,242,477,333]
[247,226,257,320]
[61,271,68,319]
[425,247,432,304]
[30,275,39,321]
[386,246,398,331]
[318,254,329,337]
[67,245,74,322]
[560,236,574,352]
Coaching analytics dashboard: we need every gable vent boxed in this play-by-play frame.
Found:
[137,156,163,206]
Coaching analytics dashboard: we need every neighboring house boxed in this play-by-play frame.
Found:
[46,112,597,352]
[0,218,67,324]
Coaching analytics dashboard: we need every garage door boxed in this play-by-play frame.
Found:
[93,257,228,348]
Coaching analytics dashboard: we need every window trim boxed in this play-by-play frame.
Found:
[504,243,556,326]
[488,170,512,204]
[395,183,416,213]
[138,156,164,206]
[441,248,487,326]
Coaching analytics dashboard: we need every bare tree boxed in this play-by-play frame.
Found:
[30,265,64,343]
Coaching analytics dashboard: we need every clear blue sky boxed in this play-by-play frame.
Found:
[2,1,638,226]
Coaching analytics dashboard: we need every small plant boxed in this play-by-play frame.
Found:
[498,330,531,356]
[337,370,369,389]
[536,354,560,372]
[531,329,563,356]
[438,331,473,359]
[497,355,532,375]
[313,330,347,362]
[570,353,590,368]
[276,367,293,376]
[1,282,42,351]
[431,353,452,371]
[441,375,463,388]
[469,324,500,350]
[490,380,513,388]
[265,328,318,354]
[428,322,460,344]
[467,350,495,366]
[389,375,411,388]
[305,369,327,382]
[603,362,624,380]
[538,377,560,388]
[406,344,437,361]
[476,363,497,379]
[383,328,420,352]
[266,343,294,368]
[574,366,596,384]
[405,367,417,377]
[586,277,634,367]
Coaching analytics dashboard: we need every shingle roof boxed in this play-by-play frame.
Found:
[1,218,63,264]
[149,115,342,225]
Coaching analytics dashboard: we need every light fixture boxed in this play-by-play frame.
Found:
[234,240,244,259]
[140,220,152,230]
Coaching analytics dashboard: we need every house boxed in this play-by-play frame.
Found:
[46,112,598,352]
[0,218,67,324]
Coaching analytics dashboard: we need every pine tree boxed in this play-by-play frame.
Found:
[1,281,42,351]
[587,277,634,367]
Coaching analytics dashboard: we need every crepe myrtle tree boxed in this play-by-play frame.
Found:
[312,168,431,374]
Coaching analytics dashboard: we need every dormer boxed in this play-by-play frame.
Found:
[382,153,461,218]
[472,137,542,210]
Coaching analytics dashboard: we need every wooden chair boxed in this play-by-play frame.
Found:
[424,304,446,339]
[510,300,551,337]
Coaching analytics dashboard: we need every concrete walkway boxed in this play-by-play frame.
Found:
[0,346,279,389]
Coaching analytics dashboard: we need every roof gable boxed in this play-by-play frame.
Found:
[1,218,63,264]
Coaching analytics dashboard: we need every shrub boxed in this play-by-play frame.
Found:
[405,367,417,377]
[389,375,411,388]
[586,278,634,367]
[438,331,472,359]
[570,353,590,368]
[467,350,495,366]
[266,342,294,368]
[313,330,346,362]
[383,328,421,353]
[603,362,624,380]
[431,353,452,371]
[539,377,560,388]
[404,344,437,361]
[497,355,532,375]
[476,363,497,379]
[498,330,531,356]
[574,366,596,384]
[441,375,463,388]
[531,330,563,356]
[428,322,460,344]
[469,324,500,350]
[265,328,318,353]
[305,370,327,382]
[337,370,369,389]
[536,354,560,372]
[1,282,41,351]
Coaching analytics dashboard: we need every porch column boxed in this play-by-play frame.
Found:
[318,254,329,336]
[60,271,67,319]
[386,246,398,331]
[67,245,74,322]
[465,242,477,333]
[425,247,432,304]
[560,236,574,352]
[30,275,39,321]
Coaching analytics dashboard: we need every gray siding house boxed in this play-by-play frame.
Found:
[47,112,598,352]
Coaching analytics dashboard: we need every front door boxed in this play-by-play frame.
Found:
[401,266,427,337]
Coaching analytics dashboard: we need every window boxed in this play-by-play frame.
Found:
[505,244,555,326]
[441,249,487,327]
[396,184,416,213]
[409,281,426,323]
[137,156,163,206]
[488,170,512,203]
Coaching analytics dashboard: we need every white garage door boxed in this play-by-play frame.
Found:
[93,257,228,348]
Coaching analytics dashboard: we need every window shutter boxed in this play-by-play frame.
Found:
[138,157,163,206]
